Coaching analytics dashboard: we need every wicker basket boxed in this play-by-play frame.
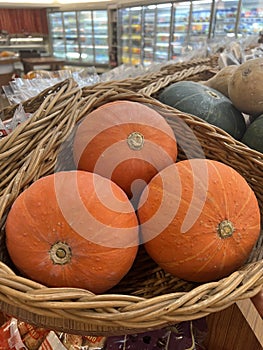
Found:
[160,54,219,73]
[0,71,262,337]
[83,59,218,95]
[0,62,216,123]
[139,66,263,218]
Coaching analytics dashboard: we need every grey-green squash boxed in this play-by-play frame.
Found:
[241,114,263,153]
[158,81,246,140]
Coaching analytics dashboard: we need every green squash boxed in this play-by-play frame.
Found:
[158,81,246,140]
[241,114,263,153]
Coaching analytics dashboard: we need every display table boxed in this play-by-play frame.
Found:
[21,56,65,73]
[205,299,263,349]
[0,56,20,86]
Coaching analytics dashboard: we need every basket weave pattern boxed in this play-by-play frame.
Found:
[0,64,262,336]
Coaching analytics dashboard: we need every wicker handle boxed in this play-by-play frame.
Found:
[139,65,216,96]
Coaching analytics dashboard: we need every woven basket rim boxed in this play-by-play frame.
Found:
[0,76,262,336]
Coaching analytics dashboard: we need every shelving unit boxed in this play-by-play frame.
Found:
[78,11,94,64]
[118,3,173,66]
[119,6,143,65]
[238,0,263,35]
[49,12,66,59]
[0,33,49,54]
[142,5,156,65]
[64,12,80,61]
[47,0,263,69]
[155,4,173,63]
[108,4,118,68]
[48,9,109,68]
[117,0,215,66]
[212,0,239,37]
[171,1,191,59]
[188,0,213,48]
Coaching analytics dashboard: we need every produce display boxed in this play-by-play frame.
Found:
[137,159,261,282]
[0,38,262,348]
[157,56,263,154]
[5,95,261,289]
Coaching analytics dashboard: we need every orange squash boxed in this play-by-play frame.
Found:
[137,159,261,282]
[73,100,177,206]
[5,171,139,294]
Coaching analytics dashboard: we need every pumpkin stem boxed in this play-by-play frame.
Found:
[206,90,220,99]
[127,131,144,150]
[217,220,235,239]
[49,242,72,265]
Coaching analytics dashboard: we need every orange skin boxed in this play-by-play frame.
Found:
[138,159,261,282]
[73,100,177,204]
[6,171,139,294]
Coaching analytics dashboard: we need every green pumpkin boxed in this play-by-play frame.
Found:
[158,81,246,140]
[241,114,263,153]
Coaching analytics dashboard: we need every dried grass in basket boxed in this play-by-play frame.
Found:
[0,76,262,337]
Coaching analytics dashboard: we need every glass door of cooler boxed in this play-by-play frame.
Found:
[93,10,109,65]
[63,12,80,62]
[78,11,94,64]
[189,0,213,47]
[119,7,130,64]
[238,0,263,36]
[142,5,156,66]
[154,3,173,63]
[171,1,191,59]
[212,0,239,38]
[49,12,66,59]
[119,7,143,65]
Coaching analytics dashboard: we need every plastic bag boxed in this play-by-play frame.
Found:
[0,103,32,139]
[0,316,207,349]
[0,318,107,350]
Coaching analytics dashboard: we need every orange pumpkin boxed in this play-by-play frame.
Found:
[73,100,177,206]
[137,159,261,282]
[5,171,139,294]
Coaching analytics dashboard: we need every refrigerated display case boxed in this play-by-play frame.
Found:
[119,4,173,66]
[93,10,109,65]
[49,1,263,69]
[119,6,143,65]
[118,1,215,66]
[142,5,156,65]
[63,12,80,61]
[77,10,109,65]
[238,0,263,35]
[108,5,118,67]
[212,0,239,37]
[171,1,191,59]
[155,3,173,63]
[119,3,173,66]
[48,9,109,67]
[49,12,66,59]
[78,11,94,64]
[189,0,213,46]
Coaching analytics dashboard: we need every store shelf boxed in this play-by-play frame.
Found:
[48,9,109,67]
